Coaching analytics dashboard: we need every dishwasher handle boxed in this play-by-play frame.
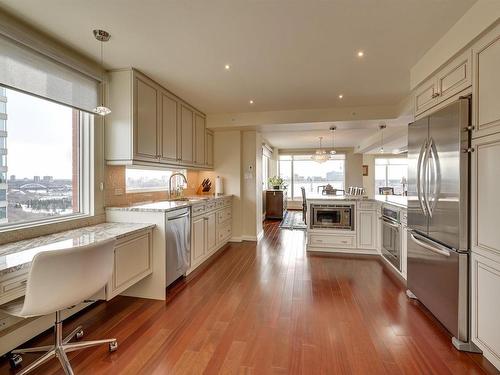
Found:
[168,212,190,220]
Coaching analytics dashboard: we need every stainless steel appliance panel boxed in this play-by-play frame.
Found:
[407,230,468,341]
[427,99,470,251]
[310,204,354,230]
[381,217,401,271]
[407,117,429,235]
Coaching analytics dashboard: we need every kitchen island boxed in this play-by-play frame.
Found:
[306,194,408,277]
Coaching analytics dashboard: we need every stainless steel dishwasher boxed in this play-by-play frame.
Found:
[165,207,191,287]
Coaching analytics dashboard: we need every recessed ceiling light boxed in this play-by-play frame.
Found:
[224,64,231,70]
[357,51,364,57]
[249,100,254,104]
[338,94,343,99]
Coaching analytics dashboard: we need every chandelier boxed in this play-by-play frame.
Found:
[311,136,330,163]
[92,29,112,116]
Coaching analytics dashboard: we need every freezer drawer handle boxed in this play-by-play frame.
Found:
[409,232,450,257]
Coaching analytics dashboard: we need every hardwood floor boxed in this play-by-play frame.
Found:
[1,220,498,374]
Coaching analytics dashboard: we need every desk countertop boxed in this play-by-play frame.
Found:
[0,222,155,276]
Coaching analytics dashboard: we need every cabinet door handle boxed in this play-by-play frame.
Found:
[432,92,440,98]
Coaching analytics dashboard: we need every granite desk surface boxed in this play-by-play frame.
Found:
[0,222,155,276]
[106,194,233,213]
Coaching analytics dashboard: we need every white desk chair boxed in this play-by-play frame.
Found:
[0,239,118,375]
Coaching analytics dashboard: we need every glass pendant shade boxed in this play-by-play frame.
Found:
[311,137,330,163]
[93,105,112,116]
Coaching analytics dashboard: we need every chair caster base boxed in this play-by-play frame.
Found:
[75,329,84,340]
[109,340,118,352]
[9,353,22,369]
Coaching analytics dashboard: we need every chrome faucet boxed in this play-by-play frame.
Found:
[169,172,188,200]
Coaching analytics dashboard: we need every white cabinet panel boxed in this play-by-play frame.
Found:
[206,211,216,252]
[414,78,438,116]
[180,105,194,164]
[357,210,377,249]
[471,251,500,370]
[191,216,206,267]
[195,114,206,165]
[206,130,214,167]
[160,91,178,163]
[109,231,152,299]
[471,133,500,255]
[135,77,158,161]
[436,50,471,102]
[473,23,500,138]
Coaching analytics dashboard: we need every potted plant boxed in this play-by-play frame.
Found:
[268,176,286,190]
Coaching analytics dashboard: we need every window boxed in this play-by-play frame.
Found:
[278,154,345,199]
[262,154,269,189]
[375,158,408,195]
[126,167,187,192]
[1,87,86,228]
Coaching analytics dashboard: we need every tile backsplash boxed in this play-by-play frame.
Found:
[105,166,216,207]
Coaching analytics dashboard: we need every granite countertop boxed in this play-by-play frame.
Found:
[305,194,407,209]
[0,222,155,276]
[306,194,370,201]
[374,195,407,208]
[106,194,232,213]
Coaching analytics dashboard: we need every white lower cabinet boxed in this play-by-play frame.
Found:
[189,199,232,273]
[206,211,217,252]
[357,210,377,249]
[107,229,153,300]
[191,215,207,268]
[471,250,500,370]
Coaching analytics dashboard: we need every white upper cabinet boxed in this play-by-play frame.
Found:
[472,23,500,139]
[105,68,211,169]
[414,50,471,117]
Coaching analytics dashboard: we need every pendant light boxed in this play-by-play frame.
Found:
[329,126,337,155]
[379,123,387,153]
[311,136,329,163]
[92,29,111,116]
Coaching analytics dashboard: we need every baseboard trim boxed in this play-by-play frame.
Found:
[257,230,264,241]
[229,236,243,242]
[241,235,258,242]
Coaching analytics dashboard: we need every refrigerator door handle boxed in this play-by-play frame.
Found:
[409,231,451,257]
[422,138,433,218]
[428,138,441,216]
[416,140,428,216]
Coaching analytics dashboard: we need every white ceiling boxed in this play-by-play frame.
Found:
[0,0,476,114]
[261,116,411,150]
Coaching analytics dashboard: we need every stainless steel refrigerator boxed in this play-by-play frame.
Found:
[407,97,480,352]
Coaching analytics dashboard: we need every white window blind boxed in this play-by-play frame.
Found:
[0,34,99,113]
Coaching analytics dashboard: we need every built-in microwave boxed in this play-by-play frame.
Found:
[310,204,354,230]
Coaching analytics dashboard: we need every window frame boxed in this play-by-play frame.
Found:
[0,94,93,233]
[278,154,346,199]
[374,157,408,195]
[125,166,187,193]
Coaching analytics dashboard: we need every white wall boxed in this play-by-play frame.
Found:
[214,130,243,240]
[411,0,500,88]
